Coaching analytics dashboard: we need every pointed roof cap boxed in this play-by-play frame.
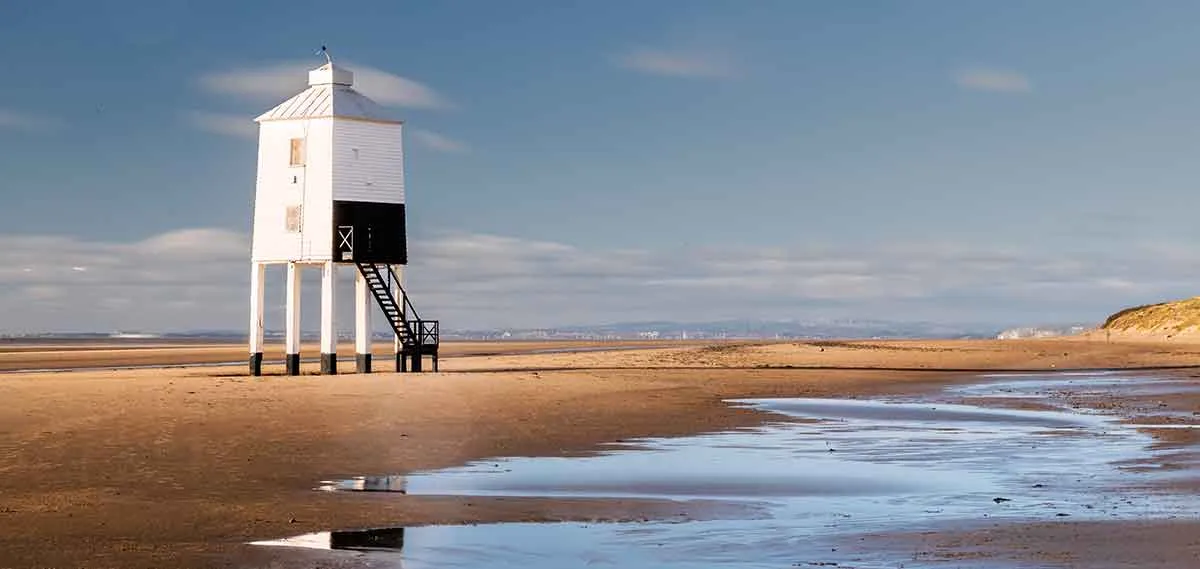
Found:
[255,63,400,124]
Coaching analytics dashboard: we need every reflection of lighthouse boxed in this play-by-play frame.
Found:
[347,475,407,492]
[318,474,407,493]
[252,526,406,552]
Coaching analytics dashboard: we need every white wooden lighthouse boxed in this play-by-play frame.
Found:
[248,57,439,376]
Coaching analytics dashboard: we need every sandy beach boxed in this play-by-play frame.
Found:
[2,338,1199,568]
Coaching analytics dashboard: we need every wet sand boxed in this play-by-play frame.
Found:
[2,338,1200,567]
[892,520,1200,568]
[0,339,691,372]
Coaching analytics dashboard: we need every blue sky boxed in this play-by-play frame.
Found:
[3,1,1200,332]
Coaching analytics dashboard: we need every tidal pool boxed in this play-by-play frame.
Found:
[256,374,1198,568]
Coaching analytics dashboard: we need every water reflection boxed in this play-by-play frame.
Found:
[258,375,1195,568]
[252,526,404,552]
[317,474,407,493]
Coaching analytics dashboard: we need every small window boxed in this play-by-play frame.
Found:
[285,205,303,233]
[352,148,360,160]
[289,138,305,166]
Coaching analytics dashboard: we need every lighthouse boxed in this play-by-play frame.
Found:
[247,57,439,376]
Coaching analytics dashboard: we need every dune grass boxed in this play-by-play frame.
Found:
[1102,297,1200,333]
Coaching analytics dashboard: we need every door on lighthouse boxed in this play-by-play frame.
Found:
[332,201,408,264]
[336,225,354,261]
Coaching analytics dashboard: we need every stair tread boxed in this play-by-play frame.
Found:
[357,264,436,349]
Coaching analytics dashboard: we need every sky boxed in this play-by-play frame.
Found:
[3,0,1200,333]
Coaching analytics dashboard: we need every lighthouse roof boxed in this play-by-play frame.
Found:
[255,63,400,124]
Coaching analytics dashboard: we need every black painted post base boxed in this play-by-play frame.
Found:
[286,353,301,376]
[391,351,437,373]
[356,353,372,374]
[320,353,337,375]
[249,352,263,376]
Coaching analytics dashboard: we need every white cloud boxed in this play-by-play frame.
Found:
[0,109,59,132]
[197,62,309,100]
[954,68,1032,93]
[410,129,469,153]
[0,228,248,333]
[2,229,1198,332]
[136,227,247,258]
[183,110,257,139]
[351,65,450,109]
[615,48,735,79]
[407,234,1200,329]
[190,62,309,142]
[197,61,451,109]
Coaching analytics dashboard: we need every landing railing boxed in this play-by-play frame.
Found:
[412,319,439,348]
[385,265,439,351]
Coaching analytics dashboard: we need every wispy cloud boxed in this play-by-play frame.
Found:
[351,65,450,109]
[0,228,249,332]
[954,68,1032,93]
[615,47,736,79]
[197,62,307,100]
[2,229,1194,332]
[407,235,1200,328]
[0,109,59,132]
[197,61,451,109]
[183,110,257,139]
[410,129,469,153]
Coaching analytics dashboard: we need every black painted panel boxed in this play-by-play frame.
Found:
[285,354,300,376]
[320,353,338,375]
[332,201,407,264]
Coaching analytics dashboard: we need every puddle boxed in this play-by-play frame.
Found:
[261,374,1199,568]
[252,522,919,568]
[952,373,1200,400]
[739,397,1103,427]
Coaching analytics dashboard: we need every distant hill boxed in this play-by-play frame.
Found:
[1097,296,1200,341]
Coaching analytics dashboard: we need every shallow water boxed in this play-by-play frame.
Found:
[258,373,1199,568]
[956,372,1200,400]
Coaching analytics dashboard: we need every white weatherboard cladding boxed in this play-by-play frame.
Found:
[251,119,334,262]
[300,119,334,260]
[332,120,405,204]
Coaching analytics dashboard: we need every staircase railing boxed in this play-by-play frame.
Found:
[384,265,439,347]
[356,262,414,344]
[356,262,438,350]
